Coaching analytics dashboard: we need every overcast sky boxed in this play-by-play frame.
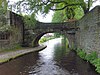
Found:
[9,0,100,23]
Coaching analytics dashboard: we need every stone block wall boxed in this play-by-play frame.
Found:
[9,11,24,44]
[0,11,24,50]
[0,29,22,50]
[76,6,100,56]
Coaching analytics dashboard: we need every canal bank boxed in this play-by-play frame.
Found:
[0,45,47,64]
[0,38,99,75]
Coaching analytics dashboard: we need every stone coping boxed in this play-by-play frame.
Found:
[0,45,47,64]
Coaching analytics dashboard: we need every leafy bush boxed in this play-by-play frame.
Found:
[92,58,100,73]
[85,51,98,63]
[39,37,47,43]
[76,49,100,73]
[39,37,55,43]
[76,49,86,59]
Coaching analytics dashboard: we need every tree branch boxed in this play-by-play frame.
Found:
[49,0,68,4]
[50,3,81,11]
[35,0,68,7]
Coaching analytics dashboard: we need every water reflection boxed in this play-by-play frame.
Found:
[0,38,99,75]
[0,52,39,75]
[29,38,99,75]
[29,38,71,75]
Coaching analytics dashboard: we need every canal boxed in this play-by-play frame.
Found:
[0,38,99,75]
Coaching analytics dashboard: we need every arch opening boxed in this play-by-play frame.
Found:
[32,32,70,48]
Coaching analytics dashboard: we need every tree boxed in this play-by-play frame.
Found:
[0,0,12,32]
[52,6,84,22]
[52,10,67,22]
[16,0,96,15]
[52,0,98,22]
[14,0,97,24]
[23,13,37,29]
[0,0,8,27]
[0,0,7,12]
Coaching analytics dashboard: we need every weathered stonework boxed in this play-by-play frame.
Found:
[0,11,24,50]
[76,6,100,57]
[1,6,100,56]
[30,21,76,47]
[0,28,22,50]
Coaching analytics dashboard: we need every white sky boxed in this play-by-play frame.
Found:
[91,0,100,9]
[9,0,100,23]
[36,11,54,23]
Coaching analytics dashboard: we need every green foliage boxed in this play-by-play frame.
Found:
[65,38,69,48]
[23,13,37,29]
[0,0,7,12]
[0,8,7,27]
[0,25,11,32]
[54,33,61,38]
[39,37,47,43]
[76,49,86,59]
[61,36,69,49]
[85,51,98,63]
[16,0,94,15]
[39,37,55,44]
[0,0,8,32]
[52,10,67,22]
[74,7,84,20]
[52,6,84,22]
[2,44,22,52]
[0,58,9,63]
[76,48,100,73]
[92,58,100,73]
[15,0,95,23]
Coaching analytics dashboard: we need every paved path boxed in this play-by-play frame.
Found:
[0,45,46,64]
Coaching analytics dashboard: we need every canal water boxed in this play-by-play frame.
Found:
[0,38,99,75]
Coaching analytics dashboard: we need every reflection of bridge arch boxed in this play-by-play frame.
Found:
[24,21,77,48]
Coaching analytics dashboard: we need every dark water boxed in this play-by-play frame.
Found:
[0,38,99,75]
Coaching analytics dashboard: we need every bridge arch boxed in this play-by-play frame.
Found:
[32,30,75,49]
[32,31,61,46]
[24,21,76,48]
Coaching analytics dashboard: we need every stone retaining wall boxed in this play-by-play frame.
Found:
[76,6,100,56]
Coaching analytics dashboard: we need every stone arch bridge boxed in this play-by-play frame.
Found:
[24,6,100,56]
[24,21,78,47]
[1,6,100,55]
